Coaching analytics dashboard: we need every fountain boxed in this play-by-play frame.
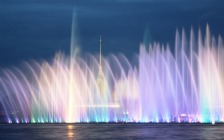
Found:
[0,16,223,123]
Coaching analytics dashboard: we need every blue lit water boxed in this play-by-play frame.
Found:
[0,124,224,139]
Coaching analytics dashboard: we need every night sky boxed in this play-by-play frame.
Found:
[0,0,224,67]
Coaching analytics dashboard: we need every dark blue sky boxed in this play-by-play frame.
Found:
[0,0,224,66]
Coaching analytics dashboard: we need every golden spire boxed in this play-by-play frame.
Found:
[100,35,102,68]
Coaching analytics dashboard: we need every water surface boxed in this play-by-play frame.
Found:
[0,124,224,139]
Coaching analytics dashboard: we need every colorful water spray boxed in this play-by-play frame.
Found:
[0,23,224,123]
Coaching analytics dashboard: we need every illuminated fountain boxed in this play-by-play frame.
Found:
[0,19,224,123]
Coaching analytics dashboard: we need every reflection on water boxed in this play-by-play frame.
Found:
[67,125,74,139]
[0,124,224,139]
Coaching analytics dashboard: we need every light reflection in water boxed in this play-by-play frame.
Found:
[67,125,74,139]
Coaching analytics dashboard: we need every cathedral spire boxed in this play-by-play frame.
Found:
[100,35,102,68]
